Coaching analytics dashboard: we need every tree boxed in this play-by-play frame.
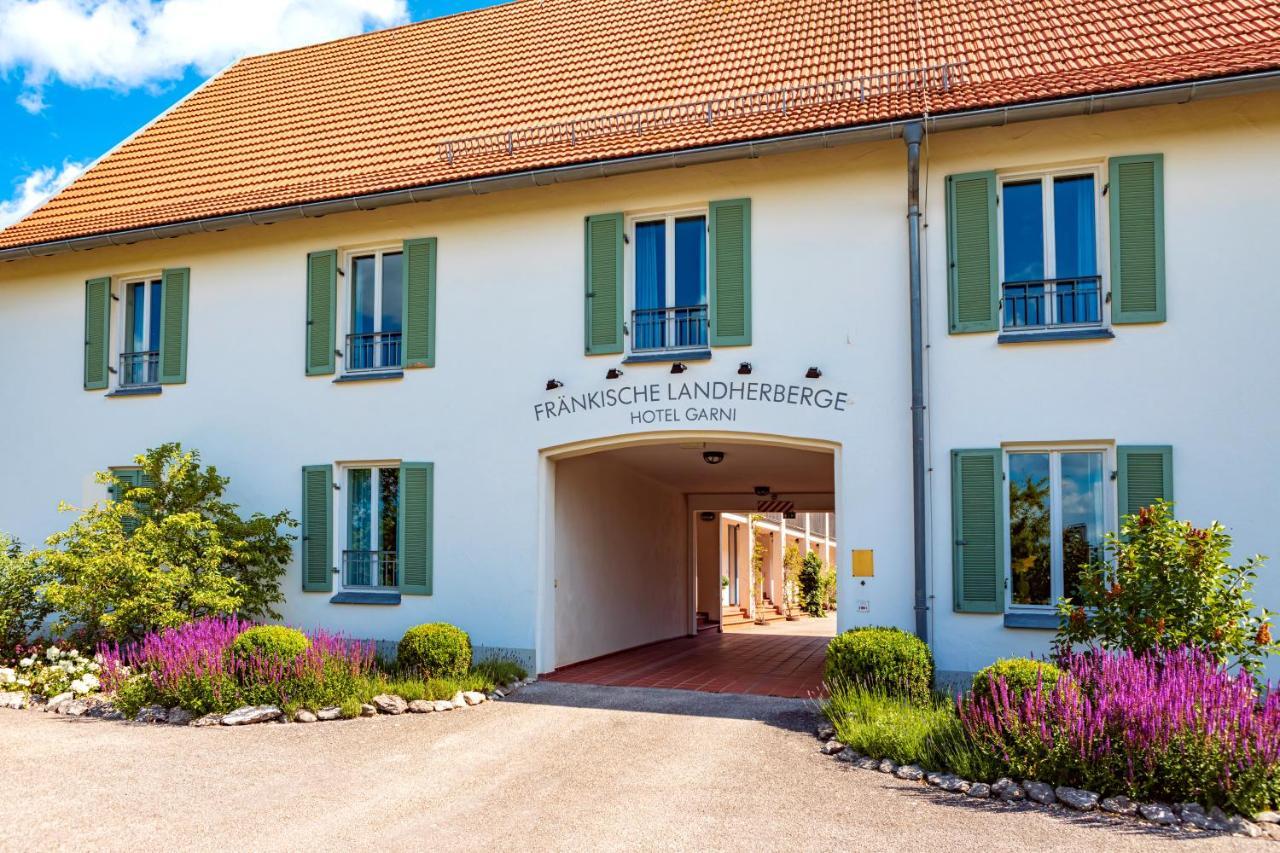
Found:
[40,443,297,644]
[799,550,825,617]
[1055,500,1276,674]
[782,544,803,618]
[0,535,51,656]
[749,515,768,624]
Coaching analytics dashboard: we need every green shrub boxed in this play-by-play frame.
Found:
[823,683,1000,780]
[824,626,933,705]
[472,658,527,686]
[339,696,363,719]
[0,535,51,655]
[398,623,472,679]
[798,551,825,617]
[970,658,1062,705]
[1055,500,1276,674]
[229,625,310,664]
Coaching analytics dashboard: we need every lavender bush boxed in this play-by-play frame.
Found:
[960,646,1280,813]
[100,616,376,716]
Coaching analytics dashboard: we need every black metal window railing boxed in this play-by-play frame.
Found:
[1002,275,1103,331]
[631,305,708,353]
[346,331,402,372]
[120,351,159,387]
[343,550,398,590]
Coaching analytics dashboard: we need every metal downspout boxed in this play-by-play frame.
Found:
[904,121,929,643]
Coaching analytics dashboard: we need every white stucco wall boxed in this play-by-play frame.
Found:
[1,91,1277,677]
[553,453,688,666]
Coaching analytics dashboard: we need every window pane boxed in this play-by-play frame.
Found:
[1053,175,1097,279]
[379,467,399,555]
[351,255,376,334]
[1002,180,1044,283]
[674,216,706,307]
[1061,452,1105,603]
[634,220,666,349]
[348,468,372,554]
[147,281,162,350]
[128,283,146,353]
[1009,453,1052,606]
[380,252,403,332]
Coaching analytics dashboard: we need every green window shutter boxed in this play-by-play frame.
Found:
[709,197,752,347]
[398,462,434,595]
[1117,445,1173,518]
[158,267,189,384]
[946,171,999,333]
[110,469,153,535]
[306,250,337,376]
[951,448,1004,613]
[1109,154,1166,323]
[84,277,111,390]
[584,213,623,355]
[402,237,437,368]
[301,465,333,592]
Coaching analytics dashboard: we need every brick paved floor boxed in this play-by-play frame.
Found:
[544,616,835,698]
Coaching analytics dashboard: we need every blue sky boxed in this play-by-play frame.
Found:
[0,0,496,228]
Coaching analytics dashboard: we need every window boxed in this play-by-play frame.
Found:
[630,212,708,353]
[346,249,403,372]
[342,464,399,589]
[1006,447,1110,608]
[120,278,162,386]
[1000,168,1104,332]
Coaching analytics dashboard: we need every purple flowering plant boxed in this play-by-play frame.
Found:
[960,646,1280,813]
[100,616,376,716]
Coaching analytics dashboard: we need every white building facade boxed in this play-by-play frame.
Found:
[2,8,1279,681]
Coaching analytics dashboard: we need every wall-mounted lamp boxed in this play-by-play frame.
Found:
[783,510,797,520]
[670,362,688,374]
[753,485,770,497]
[606,368,623,380]
[702,451,725,465]
[545,379,564,391]
[805,366,823,379]
[738,362,753,375]
[699,511,717,522]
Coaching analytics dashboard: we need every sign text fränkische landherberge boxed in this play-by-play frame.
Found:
[532,380,849,424]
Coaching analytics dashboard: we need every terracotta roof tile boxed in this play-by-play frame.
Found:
[3,0,1280,251]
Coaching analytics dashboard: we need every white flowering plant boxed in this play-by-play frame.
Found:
[2,645,102,699]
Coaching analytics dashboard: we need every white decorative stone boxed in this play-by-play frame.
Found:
[820,739,846,756]
[462,691,486,705]
[992,778,1024,801]
[967,782,991,799]
[925,772,945,786]
[836,748,857,762]
[855,756,880,771]
[191,713,223,727]
[315,706,342,721]
[450,692,466,709]
[45,691,73,711]
[0,690,27,710]
[372,694,408,715]
[878,758,898,774]
[492,688,506,698]
[1254,811,1280,824]
[939,775,970,794]
[61,698,99,717]
[894,764,925,781]
[135,705,169,724]
[166,707,194,726]
[1023,781,1056,805]
[1177,803,1209,830]
[432,699,455,712]
[1055,787,1099,811]
[293,709,318,723]
[1100,795,1137,816]
[220,705,282,726]
[816,723,836,741]
[1139,803,1179,825]
[407,700,434,713]
[360,703,377,717]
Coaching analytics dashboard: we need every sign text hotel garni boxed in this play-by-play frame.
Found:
[532,380,850,424]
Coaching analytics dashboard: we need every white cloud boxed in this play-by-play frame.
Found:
[0,161,86,228]
[0,0,410,111]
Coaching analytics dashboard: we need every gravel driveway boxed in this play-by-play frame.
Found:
[0,682,1257,852]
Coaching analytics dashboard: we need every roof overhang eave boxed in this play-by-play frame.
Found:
[4,68,1280,263]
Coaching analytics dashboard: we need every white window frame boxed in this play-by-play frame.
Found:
[334,459,401,592]
[113,272,164,388]
[997,163,1109,332]
[623,207,709,355]
[340,245,403,373]
[1002,442,1115,612]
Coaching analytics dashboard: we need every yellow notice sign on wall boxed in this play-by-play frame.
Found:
[852,549,874,578]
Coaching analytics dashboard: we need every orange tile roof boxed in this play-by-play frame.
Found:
[3,0,1279,252]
